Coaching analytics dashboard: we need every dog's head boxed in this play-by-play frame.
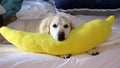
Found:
[40,15,74,41]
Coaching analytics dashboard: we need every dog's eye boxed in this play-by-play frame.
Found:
[53,24,57,28]
[64,24,68,28]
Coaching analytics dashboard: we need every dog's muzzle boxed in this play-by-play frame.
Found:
[58,32,65,41]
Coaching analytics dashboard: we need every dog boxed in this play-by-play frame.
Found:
[39,15,100,59]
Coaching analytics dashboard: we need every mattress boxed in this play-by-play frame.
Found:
[0,0,120,68]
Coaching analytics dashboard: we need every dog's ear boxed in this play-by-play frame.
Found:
[39,16,53,34]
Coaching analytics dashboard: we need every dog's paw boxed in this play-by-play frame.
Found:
[87,48,100,56]
[58,54,71,59]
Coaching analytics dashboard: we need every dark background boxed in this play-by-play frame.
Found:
[54,0,120,9]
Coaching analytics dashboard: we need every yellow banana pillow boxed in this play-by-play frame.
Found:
[0,15,115,55]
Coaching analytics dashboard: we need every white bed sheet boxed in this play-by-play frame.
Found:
[0,1,120,68]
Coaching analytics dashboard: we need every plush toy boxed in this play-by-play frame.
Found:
[0,15,115,55]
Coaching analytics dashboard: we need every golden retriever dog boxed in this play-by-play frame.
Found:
[40,15,99,59]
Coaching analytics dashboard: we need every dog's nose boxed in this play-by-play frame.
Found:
[58,32,65,41]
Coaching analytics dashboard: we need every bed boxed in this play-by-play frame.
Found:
[0,0,120,68]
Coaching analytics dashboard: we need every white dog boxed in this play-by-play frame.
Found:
[40,15,99,58]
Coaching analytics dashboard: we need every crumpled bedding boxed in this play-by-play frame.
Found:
[0,0,120,68]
